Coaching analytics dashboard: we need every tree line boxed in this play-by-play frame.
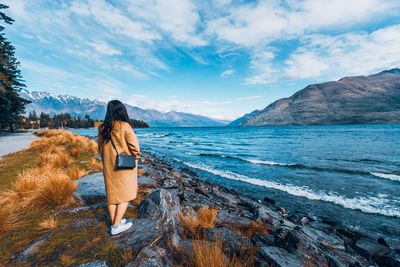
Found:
[16,111,150,130]
[0,4,29,132]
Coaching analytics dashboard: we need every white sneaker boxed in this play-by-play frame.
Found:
[111,222,132,235]
[120,218,134,224]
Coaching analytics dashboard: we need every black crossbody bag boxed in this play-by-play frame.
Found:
[110,137,136,169]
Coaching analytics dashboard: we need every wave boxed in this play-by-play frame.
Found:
[370,172,400,182]
[182,152,400,181]
[243,158,296,166]
[181,161,400,217]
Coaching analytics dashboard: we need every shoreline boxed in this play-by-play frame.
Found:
[131,149,400,266]
[1,131,399,266]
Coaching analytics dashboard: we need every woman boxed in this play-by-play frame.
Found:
[98,100,141,235]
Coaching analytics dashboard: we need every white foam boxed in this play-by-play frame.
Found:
[185,152,200,156]
[182,161,400,218]
[243,158,296,166]
[183,142,196,145]
[370,172,400,182]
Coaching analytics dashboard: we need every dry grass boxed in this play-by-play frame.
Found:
[68,165,87,180]
[0,205,27,236]
[34,173,77,207]
[190,237,241,267]
[39,217,57,230]
[69,147,81,158]
[179,206,218,239]
[60,254,76,266]
[86,140,98,154]
[86,158,102,172]
[137,169,147,176]
[121,247,134,262]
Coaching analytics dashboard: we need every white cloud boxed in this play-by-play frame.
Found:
[284,24,400,79]
[206,0,400,47]
[87,41,121,56]
[124,0,206,46]
[235,95,263,101]
[220,69,234,78]
[244,51,276,85]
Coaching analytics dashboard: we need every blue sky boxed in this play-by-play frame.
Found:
[3,0,400,120]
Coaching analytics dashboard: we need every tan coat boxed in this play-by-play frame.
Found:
[98,120,141,204]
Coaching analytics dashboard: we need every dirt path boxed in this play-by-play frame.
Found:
[0,132,37,159]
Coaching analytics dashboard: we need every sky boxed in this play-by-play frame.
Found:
[2,0,400,121]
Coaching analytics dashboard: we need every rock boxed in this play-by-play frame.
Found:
[177,239,219,261]
[252,231,275,247]
[215,211,252,230]
[301,227,345,250]
[263,197,275,205]
[20,232,53,261]
[77,260,108,267]
[128,246,172,267]
[274,228,300,253]
[145,188,180,230]
[301,217,309,225]
[375,251,400,267]
[255,206,273,223]
[354,237,390,261]
[76,172,106,200]
[206,227,253,256]
[385,238,400,253]
[113,218,163,252]
[255,246,302,267]
[163,178,178,189]
[138,176,156,184]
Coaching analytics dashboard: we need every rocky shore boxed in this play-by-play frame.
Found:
[69,149,399,266]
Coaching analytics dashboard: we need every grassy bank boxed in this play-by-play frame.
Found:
[0,130,103,264]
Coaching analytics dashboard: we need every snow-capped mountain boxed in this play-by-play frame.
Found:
[21,91,228,127]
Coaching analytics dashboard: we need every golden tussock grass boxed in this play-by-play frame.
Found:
[39,217,57,230]
[34,173,77,207]
[86,158,102,172]
[179,206,218,239]
[0,205,27,236]
[59,254,76,266]
[137,169,147,176]
[86,140,98,154]
[68,165,87,180]
[69,147,82,158]
[190,237,241,267]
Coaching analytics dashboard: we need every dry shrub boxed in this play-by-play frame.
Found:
[121,247,134,262]
[86,158,102,172]
[179,206,218,239]
[190,237,241,267]
[59,254,76,266]
[34,173,77,207]
[0,205,27,236]
[39,217,57,230]
[86,140,98,154]
[12,169,43,196]
[52,153,71,168]
[137,169,147,176]
[69,147,81,158]
[68,165,87,180]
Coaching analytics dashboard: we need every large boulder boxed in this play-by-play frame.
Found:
[127,246,172,267]
[206,227,253,256]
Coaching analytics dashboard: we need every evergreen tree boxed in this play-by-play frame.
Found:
[0,4,29,132]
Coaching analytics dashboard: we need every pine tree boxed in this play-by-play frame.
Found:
[0,4,29,132]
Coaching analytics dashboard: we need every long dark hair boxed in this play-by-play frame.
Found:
[99,100,130,143]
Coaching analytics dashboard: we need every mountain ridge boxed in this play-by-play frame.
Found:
[21,91,228,127]
[240,68,400,126]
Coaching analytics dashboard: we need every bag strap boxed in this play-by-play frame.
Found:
[110,136,119,155]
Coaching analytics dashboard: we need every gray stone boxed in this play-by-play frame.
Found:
[20,232,53,261]
[215,211,252,230]
[206,227,253,256]
[138,176,156,184]
[354,237,390,260]
[76,172,106,199]
[162,178,178,189]
[255,246,302,267]
[77,260,108,267]
[128,246,172,267]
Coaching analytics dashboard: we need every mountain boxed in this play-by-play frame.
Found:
[240,69,400,126]
[227,109,259,126]
[20,91,228,127]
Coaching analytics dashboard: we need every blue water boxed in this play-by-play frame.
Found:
[70,125,400,240]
